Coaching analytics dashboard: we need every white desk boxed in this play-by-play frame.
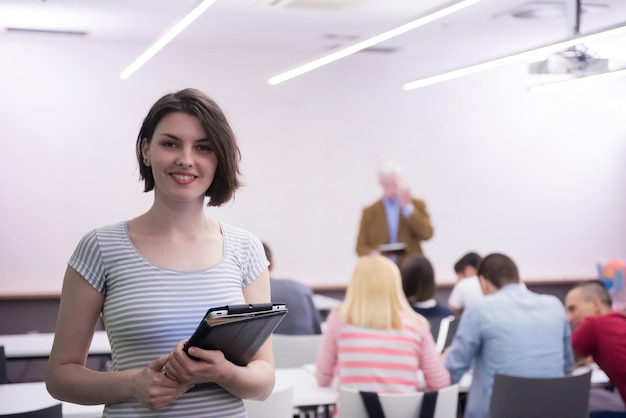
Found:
[0,382,103,417]
[576,364,611,387]
[0,368,335,418]
[275,367,336,408]
[312,294,342,312]
[0,331,110,359]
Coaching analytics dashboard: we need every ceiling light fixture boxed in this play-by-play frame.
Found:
[120,0,217,80]
[403,21,626,91]
[267,0,482,86]
[527,67,626,92]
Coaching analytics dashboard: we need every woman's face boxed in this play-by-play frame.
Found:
[142,112,218,204]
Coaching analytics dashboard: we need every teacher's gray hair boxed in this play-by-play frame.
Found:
[378,159,403,177]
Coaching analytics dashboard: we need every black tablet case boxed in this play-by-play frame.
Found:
[184,303,288,366]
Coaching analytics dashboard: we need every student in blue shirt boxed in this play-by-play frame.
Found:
[444,253,573,418]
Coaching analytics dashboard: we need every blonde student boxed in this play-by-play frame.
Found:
[316,255,450,394]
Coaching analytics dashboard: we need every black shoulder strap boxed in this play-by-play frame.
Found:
[359,391,386,418]
[419,391,439,418]
[359,389,439,418]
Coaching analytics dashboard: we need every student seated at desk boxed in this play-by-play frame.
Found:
[262,241,322,335]
[444,253,573,418]
[315,255,450,395]
[400,255,452,321]
[565,281,626,415]
[447,252,484,317]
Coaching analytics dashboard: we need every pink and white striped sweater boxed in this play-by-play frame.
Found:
[316,310,450,393]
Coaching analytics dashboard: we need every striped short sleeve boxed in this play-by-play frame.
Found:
[63,221,267,417]
[242,232,269,287]
[222,223,268,287]
[68,229,107,294]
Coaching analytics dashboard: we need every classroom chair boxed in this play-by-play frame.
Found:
[490,371,592,418]
[272,334,324,418]
[337,384,459,418]
[272,333,323,369]
[243,383,294,418]
[0,403,62,418]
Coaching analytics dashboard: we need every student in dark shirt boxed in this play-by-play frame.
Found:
[262,242,322,335]
[400,255,452,320]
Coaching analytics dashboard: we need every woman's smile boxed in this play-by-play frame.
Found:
[170,172,197,185]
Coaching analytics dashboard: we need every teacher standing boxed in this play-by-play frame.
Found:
[356,160,433,265]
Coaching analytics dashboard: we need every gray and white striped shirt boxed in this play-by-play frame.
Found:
[69,221,268,417]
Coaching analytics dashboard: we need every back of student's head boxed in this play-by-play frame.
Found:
[574,280,612,308]
[477,253,519,289]
[454,252,482,274]
[261,241,273,271]
[400,255,435,303]
[340,255,410,330]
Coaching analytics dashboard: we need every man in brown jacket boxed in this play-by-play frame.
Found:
[356,160,433,265]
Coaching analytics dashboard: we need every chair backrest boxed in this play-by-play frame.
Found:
[337,384,459,418]
[243,383,294,418]
[434,316,459,353]
[0,403,62,418]
[490,371,592,418]
[272,333,323,368]
[0,346,8,384]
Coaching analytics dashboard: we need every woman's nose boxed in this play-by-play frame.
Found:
[176,149,193,167]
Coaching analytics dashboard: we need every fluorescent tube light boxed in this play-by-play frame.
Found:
[403,21,626,91]
[268,0,482,86]
[120,0,217,80]
[527,67,626,92]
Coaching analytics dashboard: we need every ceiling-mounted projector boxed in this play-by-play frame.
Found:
[529,45,609,75]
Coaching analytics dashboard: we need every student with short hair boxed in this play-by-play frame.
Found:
[262,242,322,335]
[445,253,573,418]
[447,252,483,317]
[566,281,626,415]
[46,88,274,418]
[400,255,452,320]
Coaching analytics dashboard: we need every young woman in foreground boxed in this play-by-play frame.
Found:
[46,88,274,418]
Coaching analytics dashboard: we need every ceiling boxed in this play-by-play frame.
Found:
[1,0,625,81]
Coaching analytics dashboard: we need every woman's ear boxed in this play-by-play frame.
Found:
[141,138,150,164]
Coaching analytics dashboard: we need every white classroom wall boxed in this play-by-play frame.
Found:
[0,32,625,295]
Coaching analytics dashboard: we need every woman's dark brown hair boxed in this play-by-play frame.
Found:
[400,255,436,303]
[135,88,241,206]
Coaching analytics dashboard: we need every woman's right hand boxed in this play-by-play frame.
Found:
[133,356,194,410]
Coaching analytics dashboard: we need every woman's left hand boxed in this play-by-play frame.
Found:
[163,340,235,387]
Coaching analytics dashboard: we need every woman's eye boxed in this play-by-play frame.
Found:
[162,141,177,148]
[197,145,212,152]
